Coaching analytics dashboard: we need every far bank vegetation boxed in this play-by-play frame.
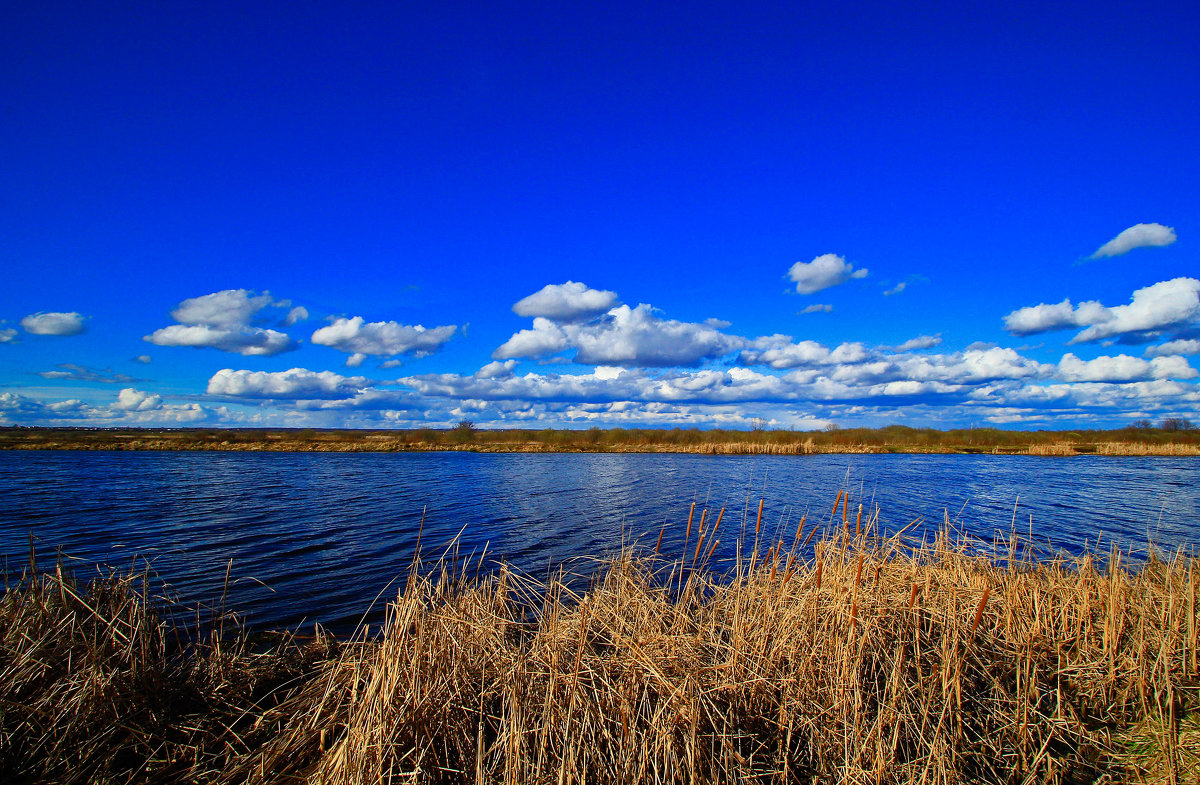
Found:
[2,419,1199,456]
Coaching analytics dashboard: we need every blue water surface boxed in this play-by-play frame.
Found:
[1,451,1197,631]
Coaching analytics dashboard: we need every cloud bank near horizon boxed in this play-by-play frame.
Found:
[8,245,1199,430]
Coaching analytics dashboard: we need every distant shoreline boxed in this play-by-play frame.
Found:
[2,426,1198,456]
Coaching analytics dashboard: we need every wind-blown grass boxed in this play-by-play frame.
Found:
[3,500,1198,783]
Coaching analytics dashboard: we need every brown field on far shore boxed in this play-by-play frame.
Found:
[2,423,1198,456]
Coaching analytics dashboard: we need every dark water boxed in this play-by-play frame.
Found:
[1,450,1197,632]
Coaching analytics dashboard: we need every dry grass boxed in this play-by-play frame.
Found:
[1024,442,1080,456]
[1096,443,1200,457]
[3,500,1199,784]
[4,425,1200,456]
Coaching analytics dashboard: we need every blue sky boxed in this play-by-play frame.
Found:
[2,0,1198,430]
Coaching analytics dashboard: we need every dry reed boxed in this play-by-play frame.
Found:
[3,500,1198,784]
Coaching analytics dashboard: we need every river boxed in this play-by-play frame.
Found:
[1,450,1196,631]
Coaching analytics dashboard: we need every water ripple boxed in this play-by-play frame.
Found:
[2,451,1198,631]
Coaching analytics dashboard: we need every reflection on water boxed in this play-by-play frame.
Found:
[1,450,1197,631]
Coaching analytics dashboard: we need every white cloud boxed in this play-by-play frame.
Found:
[493,317,569,360]
[894,335,942,351]
[21,311,87,336]
[206,368,373,399]
[787,254,868,295]
[1003,278,1200,344]
[799,304,833,314]
[1090,222,1177,259]
[512,281,619,321]
[0,390,209,426]
[1146,339,1200,357]
[133,354,152,364]
[1073,278,1200,343]
[311,317,457,359]
[1057,353,1197,382]
[494,305,743,367]
[0,328,18,343]
[883,281,907,296]
[171,289,291,327]
[146,290,301,356]
[145,324,298,356]
[475,360,517,379]
[283,306,309,326]
[833,347,1048,386]
[400,344,1054,411]
[570,304,744,366]
[739,337,872,370]
[969,379,1200,414]
[829,342,870,363]
[1003,298,1099,335]
[114,388,163,411]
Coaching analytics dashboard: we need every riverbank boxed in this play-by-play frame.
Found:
[2,425,1199,456]
[4,517,1197,783]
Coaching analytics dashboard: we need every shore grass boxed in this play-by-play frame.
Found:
[3,508,1199,783]
[2,424,1199,456]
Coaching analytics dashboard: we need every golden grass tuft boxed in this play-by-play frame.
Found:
[3,503,1199,783]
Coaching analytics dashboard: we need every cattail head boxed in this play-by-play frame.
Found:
[970,585,991,637]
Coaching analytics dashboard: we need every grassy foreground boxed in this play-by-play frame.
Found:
[3,506,1199,784]
[3,423,1200,456]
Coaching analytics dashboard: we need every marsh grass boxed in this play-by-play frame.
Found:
[3,498,1199,783]
[4,424,1199,456]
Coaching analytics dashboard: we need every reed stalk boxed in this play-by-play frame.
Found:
[3,500,1198,783]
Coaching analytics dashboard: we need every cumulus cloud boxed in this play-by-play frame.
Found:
[0,390,208,426]
[311,317,457,363]
[969,379,1200,415]
[206,368,374,399]
[787,254,868,295]
[739,337,872,370]
[1146,339,1200,357]
[894,335,942,351]
[570,305,743,366]
[36,364,145,383]
[133,354,152,364]
[146,289,301,356]
[799,304,833,314]
[0,392,90,422]
[1072,278,1200,343]
[493,317,569,360]
[114,388,163,411]
[740,335,1049,389]
[146,324,297,356]
[0,328,17,343]
[400,343,1057,414]
[1057,353,1197,383]
[494,305,744,367]
[883,282,907,296]
[283,306,309,326]
[1090,222,1177,259]
[21,311,87,336]
[512,282,619,321]
[1003,278,1200,344]
[170,289,290,327]
[475,360,517,379]
[1003,299,1101,336]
